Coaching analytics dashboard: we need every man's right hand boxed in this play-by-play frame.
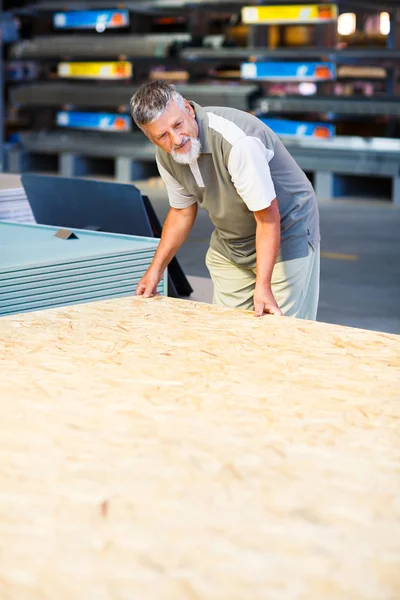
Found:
[135,204,198,299]
[135,267,163,298]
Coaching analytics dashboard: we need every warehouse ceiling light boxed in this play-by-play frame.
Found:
[338,13,356,35]
[299,82,317,96]
[380,12,390,35]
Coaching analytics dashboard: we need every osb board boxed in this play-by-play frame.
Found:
[0,296,399,600]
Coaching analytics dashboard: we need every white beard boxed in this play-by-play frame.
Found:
[171,136,201,165]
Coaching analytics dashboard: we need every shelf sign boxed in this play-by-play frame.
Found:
[53,10,129,30]
[241,62,336,81]
[242,4,337,24]
[56,111,131,132]
[57,62,132,80]
[261,117,335,138]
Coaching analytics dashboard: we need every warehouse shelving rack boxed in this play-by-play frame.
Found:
[3,0,261,181]
[1,0,400,203]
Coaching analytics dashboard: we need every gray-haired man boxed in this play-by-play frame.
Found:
[130,80,320,319]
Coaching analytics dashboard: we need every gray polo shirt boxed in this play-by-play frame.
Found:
[156,102,320,268]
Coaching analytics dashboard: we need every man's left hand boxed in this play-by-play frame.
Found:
[254,284,283,317]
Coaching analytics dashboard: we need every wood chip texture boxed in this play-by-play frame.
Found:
[0,296,399,600]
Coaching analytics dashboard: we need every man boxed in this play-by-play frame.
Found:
[130,80,320,319]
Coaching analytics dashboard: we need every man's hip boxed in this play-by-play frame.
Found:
[205,243,320,320]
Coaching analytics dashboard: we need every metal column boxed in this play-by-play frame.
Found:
[0,0,4,172]
[387,8,400,96]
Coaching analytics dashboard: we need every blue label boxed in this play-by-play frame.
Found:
[241,61,336,81]
[261,118,335,138]
[53,10,129,30]
[56,112,131,132]
[1,12,20,43]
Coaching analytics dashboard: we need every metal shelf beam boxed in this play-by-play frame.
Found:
[16,0,400,10]
[10,82,259,111]
[15,129,400,168]
[9,34,192,60]
[255,96,400,117]
[9,130,400,202]
[17,130,156,158]
[181,47,400,63]
[14,0,325,12]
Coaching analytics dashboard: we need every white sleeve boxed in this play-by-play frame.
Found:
[227,136,276,212]
[156,157,197,209]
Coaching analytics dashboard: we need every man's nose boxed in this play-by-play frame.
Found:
[171,131,182,146]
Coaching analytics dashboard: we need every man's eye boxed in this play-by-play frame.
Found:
[174,122,182,128]
[159,133,166,139]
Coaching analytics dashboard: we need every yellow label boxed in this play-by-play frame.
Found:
[242,4,337,24]
[57,61,132,79]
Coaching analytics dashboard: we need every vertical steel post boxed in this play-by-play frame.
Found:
[0,0,4,172]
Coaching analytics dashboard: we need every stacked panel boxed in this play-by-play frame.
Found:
[0,222,164,316]
[0,175,35,224]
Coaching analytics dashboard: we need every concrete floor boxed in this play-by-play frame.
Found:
[138,180,400,335]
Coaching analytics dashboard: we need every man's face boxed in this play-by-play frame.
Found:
[142,99,200,164]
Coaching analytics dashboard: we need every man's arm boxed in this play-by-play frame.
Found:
[227,137,283,316]
[253,200,283,317]
[136,203,198,297]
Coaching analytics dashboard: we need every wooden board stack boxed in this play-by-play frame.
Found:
[0,296,399,599]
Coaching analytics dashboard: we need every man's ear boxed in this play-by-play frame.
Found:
[184,99,194,116]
